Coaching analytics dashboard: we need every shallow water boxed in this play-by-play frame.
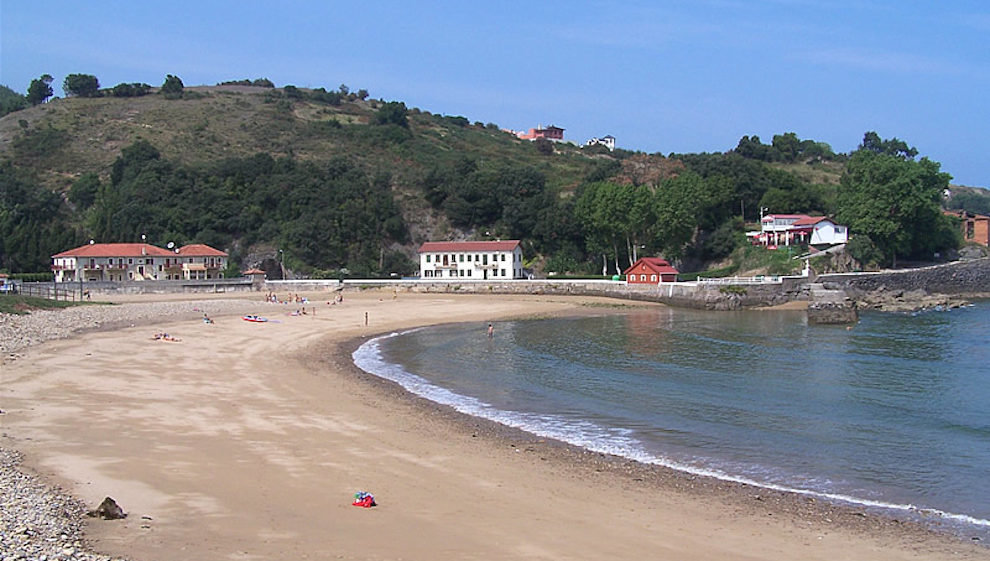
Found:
[354,301,990,536]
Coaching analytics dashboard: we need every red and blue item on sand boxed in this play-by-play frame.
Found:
[352,491,376,508]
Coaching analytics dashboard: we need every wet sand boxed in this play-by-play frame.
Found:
[1,291,986,560]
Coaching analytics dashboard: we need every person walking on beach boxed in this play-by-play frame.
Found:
[487,323,494,338]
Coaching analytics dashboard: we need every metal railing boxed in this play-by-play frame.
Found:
[696,275,782,285]
[13,283,83,301]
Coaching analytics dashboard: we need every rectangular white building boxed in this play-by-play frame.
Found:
[418,240,524,280]
[52,242,228,282]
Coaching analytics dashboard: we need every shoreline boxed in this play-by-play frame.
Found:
[2,291,988,560]
[335,332,986,552]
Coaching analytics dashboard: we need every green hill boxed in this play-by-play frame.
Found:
[2,81,970,278]
[1,84,614,276]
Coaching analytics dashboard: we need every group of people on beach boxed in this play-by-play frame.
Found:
[265,291,310,305]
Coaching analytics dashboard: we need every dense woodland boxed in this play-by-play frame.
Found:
[1,73,987,279]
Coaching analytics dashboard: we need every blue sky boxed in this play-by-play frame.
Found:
[2,1,988,187]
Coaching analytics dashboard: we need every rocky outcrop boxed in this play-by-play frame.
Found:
[807,302,858,324]
[817,258,989,313]
[851,288,970,313]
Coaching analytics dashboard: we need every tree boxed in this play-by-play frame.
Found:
[837,140,952,266]
[372,101,408,128]
[26,74,54,105]
[0,85,28,117]
[534,137,554,155]
[860,131,918,159]
[161,74,184,98]
[111,82,151,97]
[68,172,101,209]
[63,74,100,97]
[283,85,302,99]
[771,132,801,163]
[654,172,706,260]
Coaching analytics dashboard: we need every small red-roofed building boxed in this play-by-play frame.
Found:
[52,242,227,283]
[418,240,524,280]
[623,258,680,284]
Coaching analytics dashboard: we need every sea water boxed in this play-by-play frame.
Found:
[353,300,990,537]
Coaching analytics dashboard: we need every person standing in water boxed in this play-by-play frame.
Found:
[487,323,494,338]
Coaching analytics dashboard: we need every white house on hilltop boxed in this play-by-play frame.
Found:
[52,242,228,283]
[585,135,616,151]
[418,240,524,280]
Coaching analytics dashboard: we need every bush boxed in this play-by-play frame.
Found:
[111,83,151,97]
[161,75,184,99]
[846,235,882,269]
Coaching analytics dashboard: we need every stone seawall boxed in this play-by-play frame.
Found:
[268,278,808,311]
[817,258,990,298]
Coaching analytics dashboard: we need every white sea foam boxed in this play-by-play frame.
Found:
[353,332,990,531]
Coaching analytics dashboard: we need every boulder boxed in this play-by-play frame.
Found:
[87,496,127,520]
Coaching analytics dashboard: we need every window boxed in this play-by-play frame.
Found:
[459,254,464,262]
[467,270,472,277]
[501,269,506,277]
[426,255,431,263]
[651,275,657,282]
[459,270,465,277]
[501,254,506,261]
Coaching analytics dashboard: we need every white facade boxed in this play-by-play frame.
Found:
[585,135,616,151]
[52,243,228,283]
[756,214,848,247]
[809,220,848,245]
[418,241,524,280]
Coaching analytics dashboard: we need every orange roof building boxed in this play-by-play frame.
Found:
[418,240,524,280]
[52,242,228,283]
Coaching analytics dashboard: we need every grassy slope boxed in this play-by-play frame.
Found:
[0,86,597,195]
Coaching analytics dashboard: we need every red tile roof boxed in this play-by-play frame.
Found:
[792,216,831,226]
[622,257,679,275]
[418,240,521,253]
[177,244,228,257]
[52,243,176,258]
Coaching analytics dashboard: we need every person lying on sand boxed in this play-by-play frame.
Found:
[152,332,181,342]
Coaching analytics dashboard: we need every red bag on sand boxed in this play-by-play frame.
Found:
[352,492,376,508]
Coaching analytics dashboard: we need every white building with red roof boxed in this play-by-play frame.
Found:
[418,240,524,280]
[52,242,228,283]
[756,214,848,248]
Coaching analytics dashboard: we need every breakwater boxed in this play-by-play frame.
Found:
[817,258,990,299]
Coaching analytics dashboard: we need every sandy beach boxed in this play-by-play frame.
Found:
[2,290,987,560]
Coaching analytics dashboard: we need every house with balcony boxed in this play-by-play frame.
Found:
[52,242,228,283]
[174,244,229,280]
[754,214,848,248]
[418,240,524,280]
